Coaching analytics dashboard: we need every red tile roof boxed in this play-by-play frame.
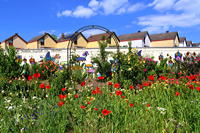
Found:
[3,33,27,44]
[87,32,120,42]
[28,33,57,43]
[150,32,179,41]
[118,31,148,42]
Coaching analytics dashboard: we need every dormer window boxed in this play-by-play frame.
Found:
[39,38,44,46]
[8,39,13,46]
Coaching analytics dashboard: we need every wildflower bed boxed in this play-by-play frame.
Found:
[0,74,200,132]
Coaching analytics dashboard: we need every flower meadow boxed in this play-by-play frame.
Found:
[0,46,200,132]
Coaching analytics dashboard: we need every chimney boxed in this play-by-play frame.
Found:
[138,30,141,33]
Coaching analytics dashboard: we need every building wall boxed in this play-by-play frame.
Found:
[110,37,119,47]
[27,42,38,49]
[56,41,69,48]
[151,39,175,47]
[13,36,27,49]
[120,40,144,47]
[145,35,151,47]
[16,47,200,64]
[0,42,6,49]
[86,41,99,48]
[43,35,57,48]
[76,35,87,48]
[86,37,118,48]
[174,35,179,47]
[179,41,187,47]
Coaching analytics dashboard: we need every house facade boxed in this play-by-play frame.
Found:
[118,31,151,47]
[86,32,119,48]
[27,33,57,49]
[179,37,187,47]
[56,33,88,48]
[0,33,27,49]
[192,43,200,47]
[186,41,192,47]
[150,32,180,47]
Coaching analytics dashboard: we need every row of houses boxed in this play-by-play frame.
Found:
[0,31,199,49]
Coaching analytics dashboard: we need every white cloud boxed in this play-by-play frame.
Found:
[82,30,105,37]
[57,10,72,17]
[88,0,100,11]
[57,6,95,18]
[127,3,145,13]
[149,0,177,11]
[137,0,200,33]
[138,13,200,33]
[72,6,95,18]
[174,0,200,13]
[100,0,128,15]
[57,0,145,18]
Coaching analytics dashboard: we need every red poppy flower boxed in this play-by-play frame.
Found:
[107,82,113,86]
[142,82,151,87]
[87,102,91,104]
[196,87,200,91]
[94,108,98,111]
[137,84,143,89]
[81,81,86,86]
[33,73,40,78]
[175,92,180,96]
[28,75,32,81]
[114,83,120,88]
[146,104,151,107]
[61,88,66,92]
[74,94,79,98]
[148,75,154,81]
[188,84,194,90]
[116,90,122,96]
[58,101,64,107]
[96,87,100,90]
[45,85,51,89]
[102,109,112,116]
[98,76,105,80]
[129,85,134,89]
[80,105,86,109]
[121,96,126,99]
[129,103,134,107]
[58,94,67,100]
[158,76,167,80]
[39,83,45,89]
[187,75,196,81]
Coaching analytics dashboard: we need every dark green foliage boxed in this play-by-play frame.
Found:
[92,36,112,77]
[0,46,22,78]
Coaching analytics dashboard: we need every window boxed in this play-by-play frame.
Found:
[39,38,44,46]
[8,39,13,46]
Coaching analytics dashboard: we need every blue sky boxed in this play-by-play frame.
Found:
[0,0,200,42]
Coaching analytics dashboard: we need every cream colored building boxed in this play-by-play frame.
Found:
[0,33,27,49]
[27,33,57,49]
[56,33,88,48]
[150,32,180,47]
[86,32,119,48]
